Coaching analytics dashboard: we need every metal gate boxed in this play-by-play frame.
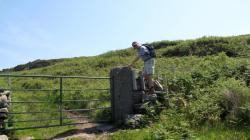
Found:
[0,74,111,131]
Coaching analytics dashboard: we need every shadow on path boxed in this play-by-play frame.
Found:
[48,123,116,140]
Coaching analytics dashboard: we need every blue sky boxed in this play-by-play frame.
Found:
[0,0,250,70]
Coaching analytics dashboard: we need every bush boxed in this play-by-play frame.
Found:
[247,38,250,45]
[161,36,247,57]
[218,79,250,125]
[162,43,190,57]
[238,103,250,125]
[167,77,194,95]
[151,40,183,49]
[187,90,222,126]
[187,78,250,126]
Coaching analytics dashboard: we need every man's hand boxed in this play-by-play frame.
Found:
[128,56,139,69]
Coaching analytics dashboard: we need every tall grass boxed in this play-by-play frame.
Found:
[0,35,249,139]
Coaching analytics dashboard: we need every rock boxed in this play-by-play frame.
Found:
[0,95,8,102]
[125,114,144,128]
[0,95,9,108]
[142,94,157,102]
[0,108,8,119]
[0,88,4,93]
[0,108,8,113]
[0,91,10,96]
[19,136,35,140]
[0,113,8,119]
[3,91,11,97]
[0,135,8,140]
[134,103,146,114]
[133,91,144,104]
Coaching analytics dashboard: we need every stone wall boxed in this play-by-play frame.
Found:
[0,89,11,129]
[110,67,163,124]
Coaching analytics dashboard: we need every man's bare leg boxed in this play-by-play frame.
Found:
[144,74,155,94]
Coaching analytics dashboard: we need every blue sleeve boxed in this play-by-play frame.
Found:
[138,48,144,56]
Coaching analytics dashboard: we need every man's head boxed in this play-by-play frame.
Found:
[132,41,141,49]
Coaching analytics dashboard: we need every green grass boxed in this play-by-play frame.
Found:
[196,125,250,140]
[0,35,250,139]
[14,125,76,139]
[109,124,250,140]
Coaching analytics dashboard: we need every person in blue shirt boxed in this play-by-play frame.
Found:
[129,41,155,94]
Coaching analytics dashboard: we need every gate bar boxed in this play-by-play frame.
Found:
[0,74,110,79]
[59,77,63,126]
[1,120,111,131]
[4,116,90,124]
[2,88,109,91]
[8,107,110,115]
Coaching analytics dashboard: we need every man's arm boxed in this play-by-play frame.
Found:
[128,56,140,68]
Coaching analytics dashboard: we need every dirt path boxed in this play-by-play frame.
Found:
[49,112,115,140]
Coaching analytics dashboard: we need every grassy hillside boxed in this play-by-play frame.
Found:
[2,59,65,72]
[0,35,250,139]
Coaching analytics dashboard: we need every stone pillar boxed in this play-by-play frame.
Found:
[110,67,136,123]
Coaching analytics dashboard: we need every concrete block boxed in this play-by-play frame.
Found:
[110,67,134,123]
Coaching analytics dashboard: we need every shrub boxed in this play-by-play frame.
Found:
[238,103,250,125]
[167,77,194,95]
[151,40,183,49]
[247,38,250,45]
[162,44,190,57]
[161,36,246,57]
[218,79,250,125]
[187,90,222,126]
[187,78,250,126]
[147,110,195,140]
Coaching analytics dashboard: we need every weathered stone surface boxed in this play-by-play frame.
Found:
[142,94,157,102]
[0,135,8,140]
[125,114,144,128]
[0,113,8,119]
[0,89,11,130]
[0,108,8,113]
[3,91,11,96]
[133,91,144,104]
[110,67,134,123]
[0,108,8,119]
[0,95,8,108]
[0,95,8,102]
[133,103,146,114]
[19,136,34,140]
[110,67,164,125]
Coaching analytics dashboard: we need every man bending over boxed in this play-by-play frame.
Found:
[129,41,156,94]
